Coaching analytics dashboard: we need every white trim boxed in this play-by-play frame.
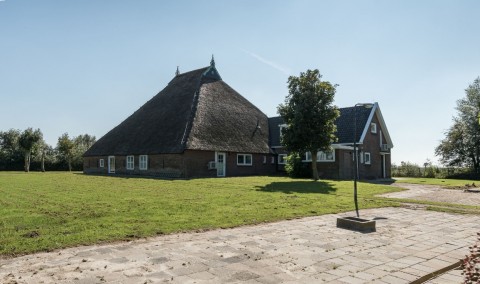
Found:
[278,154,287,165]
[126,155,134,170]
[215,152,226,177]
[370,123,377,134]
[108,156,115,173]
[237,154,253,166]
[99,159,104,168]
[332,144,354,150]
[303,150,335,162]
[358,103,393,148]
[381,154,386,178]
[364,152,371,165]
[139,155,148,170]
[359,103,377,143]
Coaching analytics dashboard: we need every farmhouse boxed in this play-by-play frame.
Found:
[269,103,393,179]
[83,58,276,178]
[83,59,393,179]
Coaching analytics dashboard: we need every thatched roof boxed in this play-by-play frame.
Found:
[84,61,270,157]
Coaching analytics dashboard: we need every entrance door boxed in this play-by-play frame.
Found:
[108,156,115,173]
[216,152,226,177]
[381,154,386,178]
[340,152,353,179]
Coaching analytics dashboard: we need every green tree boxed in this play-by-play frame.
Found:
[278,69,340,180]
[436,77,480,175]
[18,128,43,172]
[72,134,96,169]
[0,129,22,170]
[33,139,53,172]
[57,133,75,171]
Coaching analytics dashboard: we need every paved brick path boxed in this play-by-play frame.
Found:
[1,207,479,283]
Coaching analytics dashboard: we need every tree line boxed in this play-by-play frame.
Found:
[0,128,95,172]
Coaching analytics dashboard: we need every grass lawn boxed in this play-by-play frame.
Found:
[394,177,479,188]
[0,172,400,256]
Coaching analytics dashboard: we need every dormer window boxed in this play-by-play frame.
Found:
[371,123,377,134]
[279,124,287,137]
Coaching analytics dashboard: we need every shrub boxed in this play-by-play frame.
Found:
[284,152,311,178]
[461,232,480,283]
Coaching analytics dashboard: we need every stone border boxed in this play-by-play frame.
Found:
[411,261,461,284]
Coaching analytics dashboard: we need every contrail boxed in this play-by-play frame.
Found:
[241,49,291,75]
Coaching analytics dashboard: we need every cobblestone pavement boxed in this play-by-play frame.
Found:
[382,183,480,206]
[1,207,479,284]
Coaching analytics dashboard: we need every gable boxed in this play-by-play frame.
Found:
[269,102,393,148]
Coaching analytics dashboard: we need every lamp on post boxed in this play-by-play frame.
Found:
[353,103,374,217]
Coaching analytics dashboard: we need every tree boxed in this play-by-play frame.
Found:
[18,128,43,172]
[277,69,340,180]
[0,129,22,170]
[33,139,49,172]
[57,133,75,171]
[56,133,96,171]
[72,134,96,168]
[436,77,480,175]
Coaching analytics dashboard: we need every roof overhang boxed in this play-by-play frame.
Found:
[359,102,394,148]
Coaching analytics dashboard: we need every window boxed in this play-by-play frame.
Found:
[126,155,134,170]
[271,157,275,164]
[263,156,266,164]
[99,159,104,168]
[237,154,252,166]
[371,123,377,134]
[364,152,371,165]
[304,151,335,162]
[278,154,287,165]
[279,124,287,137]
[139,155,148,170]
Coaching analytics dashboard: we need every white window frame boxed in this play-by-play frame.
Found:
[278,154,287,165]
[371,123,377,134]
[364,152,371,165]
[237,154,253,166]
[126,155,134,170]
[139,155,148,170]
[303,151,335,162]
[99,159,104,168]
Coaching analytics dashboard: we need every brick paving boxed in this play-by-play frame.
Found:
[1,207,479,283]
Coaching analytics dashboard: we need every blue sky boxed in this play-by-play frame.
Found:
[1,0,479,165]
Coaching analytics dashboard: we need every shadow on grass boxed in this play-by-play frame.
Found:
[255,181,337,194]
[362,178,397,185]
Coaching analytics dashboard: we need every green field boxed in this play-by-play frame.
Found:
[0,172,400,256]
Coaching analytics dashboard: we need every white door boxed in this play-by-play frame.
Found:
[108,156,115,173]
[216,152,226,177]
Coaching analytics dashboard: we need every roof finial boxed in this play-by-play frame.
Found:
[175,66,180,76]
[210,54,215,67]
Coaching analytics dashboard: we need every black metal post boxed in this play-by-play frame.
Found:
[353,106,359,218]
